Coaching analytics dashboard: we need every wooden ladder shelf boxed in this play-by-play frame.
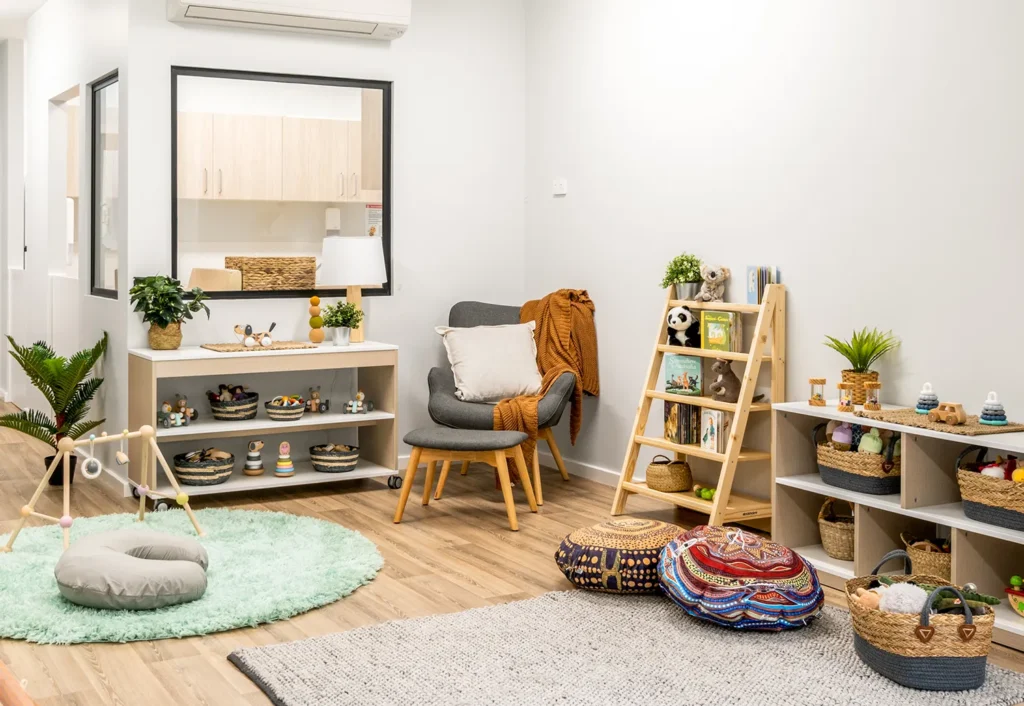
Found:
[611,284,786,525]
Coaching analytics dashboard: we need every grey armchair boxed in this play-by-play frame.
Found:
[428,301,574,504]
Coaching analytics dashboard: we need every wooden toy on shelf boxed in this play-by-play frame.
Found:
[862,381,881,411]
[157,401,186,428]
[306,386,330,414]
[1007,576,1024,618]
[928,402,967,426]
[980,391,1008,426]
[344,391,374,414]
[233,323,277,348]
[809,378,826,406]
[915,382,939,414]
[244,440,265,476]
[175,395,199,422]
[308,296,325,344]
[837,382,855,412]
[275,441,295,477]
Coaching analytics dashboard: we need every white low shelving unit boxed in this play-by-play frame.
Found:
[773,400,1024,651]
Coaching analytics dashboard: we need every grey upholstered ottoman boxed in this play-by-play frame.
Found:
[393,427,538,530]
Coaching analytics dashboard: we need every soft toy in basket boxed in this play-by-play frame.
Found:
[956,445,1024,531]
[813,422,900,495]
[845,550,995,691]
[658,525,824,630]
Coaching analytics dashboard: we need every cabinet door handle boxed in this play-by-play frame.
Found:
[339,173,345,198]
[217,169,223,195]
[202,168,208,195]
[351,173,358,198]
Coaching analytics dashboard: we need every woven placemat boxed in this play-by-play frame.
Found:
[854,408,1024,436]
[201,341,317,353]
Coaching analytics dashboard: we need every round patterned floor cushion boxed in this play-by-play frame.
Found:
[658,525,823,630]
[555,519,683,594]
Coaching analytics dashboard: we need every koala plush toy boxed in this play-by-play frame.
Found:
[695,264,731,302]
[666,305,700,348]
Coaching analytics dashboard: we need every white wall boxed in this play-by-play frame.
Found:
[0,39,23,399]
[524,0,1024,485]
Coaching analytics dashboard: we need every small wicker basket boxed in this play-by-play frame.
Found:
[900,532,951,582]
[309,444,359,473]
[210,391,259,421]
[224,256,316,291]
[264,401,305,422]
[818,497,854,561]
[845,550,994,691]
[173,449,235,486]
[645,454,692,492]
[814,423,900,495]
[841,369,879,406]
[956,446,1024,531]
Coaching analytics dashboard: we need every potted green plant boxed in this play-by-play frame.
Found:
[129,275,210,350]
[0,333,108,484]
[321,302,364,347]
[824,327,900,405]
[661,252,703,300]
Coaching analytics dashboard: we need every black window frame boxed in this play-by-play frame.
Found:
[170,65,393,300]
[90,69,119,299]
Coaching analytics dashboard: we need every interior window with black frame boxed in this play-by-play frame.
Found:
[91,71,119,297]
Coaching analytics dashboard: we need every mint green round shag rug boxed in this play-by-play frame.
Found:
[0,508,382,644]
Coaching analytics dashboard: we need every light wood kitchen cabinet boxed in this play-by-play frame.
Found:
[282,117,348,202]
[212,114,283,200]
[177,112,214,199]
[360,89,384,198]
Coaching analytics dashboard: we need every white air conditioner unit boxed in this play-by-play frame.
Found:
[167,0,410,40]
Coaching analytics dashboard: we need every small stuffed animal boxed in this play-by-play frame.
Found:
[832,422,854,451]
[878,582,928,614]
[708,359,742,403]
[855,586,886,610]
[858,427,884,454]
[666,305,700,348]
[694,264,731,302]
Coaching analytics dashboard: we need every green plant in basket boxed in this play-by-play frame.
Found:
[130,275,211,350]
[823,328,899,373]
[321,302,364,329]
[660,252,703,289]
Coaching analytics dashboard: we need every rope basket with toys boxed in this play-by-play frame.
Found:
[173,448,235,486]
[814,422,900,495]
[817,498,854,561]
[956,445,1024,531]
[845,550,997,691]
[206,385,259,421]
[265,395,306,422]
[900,532,951,582]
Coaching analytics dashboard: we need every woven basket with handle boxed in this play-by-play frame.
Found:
[956,445,1024,530]
[645,454,692,492]
[818,497,854,561]
[845,550,994,691]
[901,532,951,582]
[814,422,900,495]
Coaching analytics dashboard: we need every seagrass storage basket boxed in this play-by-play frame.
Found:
[814,423,900,495]
[173,450,235,486]
[901,532,951,582]
[845,550,994,691]
[264,400,305,422]
[210,391,259,421]
[645,454,692,492]
[224,256,316,291]
[956,445,1024,531]
[309,444,359,473]
[817,498,854,561]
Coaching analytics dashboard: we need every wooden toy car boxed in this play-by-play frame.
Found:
[928,402,967,426]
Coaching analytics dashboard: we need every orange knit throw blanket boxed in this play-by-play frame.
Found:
[493,289,599,479]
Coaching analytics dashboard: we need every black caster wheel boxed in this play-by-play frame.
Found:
[154,500,171,512]
[387,475,403,489]
[131,486,141,499]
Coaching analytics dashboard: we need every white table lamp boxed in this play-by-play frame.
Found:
[319,234,387,343]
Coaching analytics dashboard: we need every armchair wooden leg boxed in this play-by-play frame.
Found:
[459,460,470,476]
[542,428,570,481]
[393,448,422,523]
[513,446,538,512]
[434,460,452,500]
[494,451,519,531]
[532,447,543,506]
[422,461,438,505]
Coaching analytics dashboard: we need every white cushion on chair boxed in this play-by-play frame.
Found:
[435,322,543,402]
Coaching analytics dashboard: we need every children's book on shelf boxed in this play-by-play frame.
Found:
[665,354,702,396]
[665,402,700,445]
[700,409,731,454]
[700,311,743,352]
[745,266,781,305]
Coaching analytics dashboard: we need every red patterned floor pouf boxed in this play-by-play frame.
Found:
[555,519,683,594]
[658,525,824,630]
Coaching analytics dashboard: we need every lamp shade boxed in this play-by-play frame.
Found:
[319,235,387,288]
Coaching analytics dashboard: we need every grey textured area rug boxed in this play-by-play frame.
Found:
[229,591,1024,706]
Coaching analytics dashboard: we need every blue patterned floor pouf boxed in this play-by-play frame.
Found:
[658,525,824,630]
[556,519,683,594]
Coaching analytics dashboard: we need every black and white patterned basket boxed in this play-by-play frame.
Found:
[309,444,359,473]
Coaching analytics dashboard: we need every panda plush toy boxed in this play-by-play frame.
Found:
[667,305,700,348]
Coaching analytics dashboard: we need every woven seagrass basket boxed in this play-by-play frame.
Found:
[841,369,878,406]
[148,322,182,350]
[845,550,994,691]
[646,454,692,492]
[224,256,316,291]
[956,446,1024,531]
[901,532,951,582]
[309,444,359,473]
[818,498,854,561]
[264,401,305,422]
[173,450,235,486]
[210,391,259,421]
[813,423,900,495]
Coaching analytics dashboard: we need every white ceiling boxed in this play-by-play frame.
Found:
[0,0,46,20]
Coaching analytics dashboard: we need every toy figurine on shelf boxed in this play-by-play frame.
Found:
[980,391,1008,426]
[1007,576,1024,618]
[157,401,175,428]
[309,296,325,344]
[306,386,330,414]
[231,385,249,401]
[234,323,276,348]
[927,402,967,426]
[808,378,826,407]
[244,440,265,476]
[832,422,854,451]
[915,382,939,414]
[275,441,295,478]
[175,394,198,422]
[343,391,375,414]
[862,382,882,411]
[837,382,855,412]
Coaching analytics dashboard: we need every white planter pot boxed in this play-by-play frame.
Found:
[333,327,351,347]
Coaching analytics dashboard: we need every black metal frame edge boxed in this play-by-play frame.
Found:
[90,69,119,299]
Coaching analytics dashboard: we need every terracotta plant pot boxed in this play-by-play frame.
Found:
[45,453,78,486]
[841,369,878,406]
[149,322,182,350]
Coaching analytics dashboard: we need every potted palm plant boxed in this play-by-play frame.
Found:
[129,275,210,350]
[824,328,900,405]
[661,252,703,300]
[321,302,364,347]
[0,333,108,484]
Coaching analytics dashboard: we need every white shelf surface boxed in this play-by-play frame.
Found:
[776,473,902,513]
[129,341,398,362]
[993,600,1024,638]
[773,400,1024,455]
[157,459,393,497]
[793,544,855,580]
[156,410,394,441]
